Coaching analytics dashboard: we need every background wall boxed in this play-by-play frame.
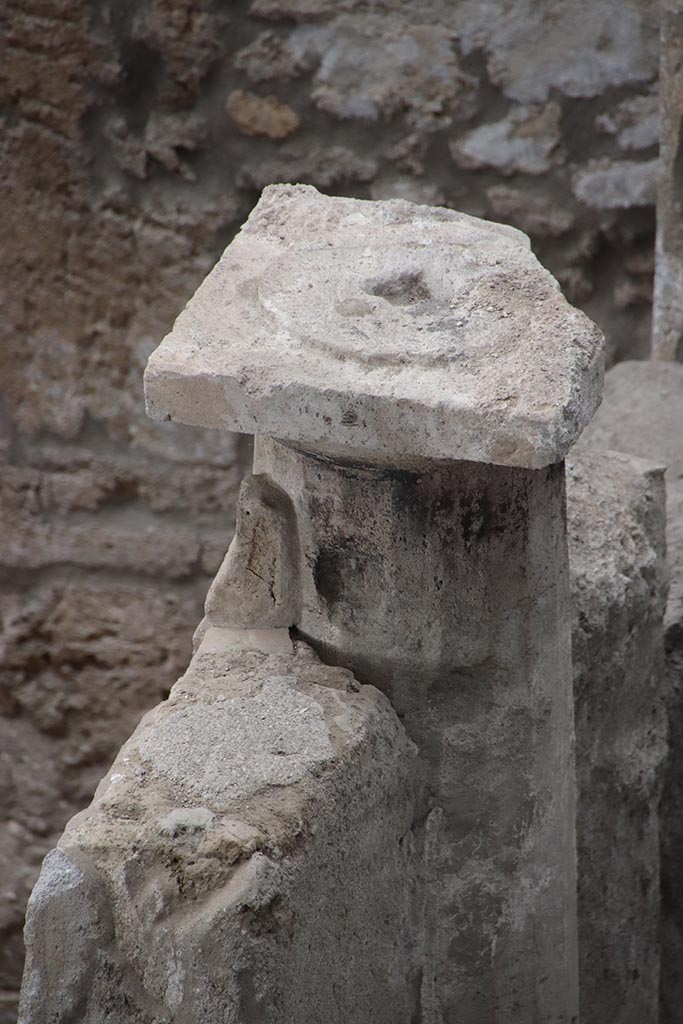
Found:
[0,0,660,1017]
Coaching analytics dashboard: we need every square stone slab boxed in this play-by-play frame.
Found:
[144,184,604,469]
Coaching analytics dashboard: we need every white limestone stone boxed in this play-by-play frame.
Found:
[144,184,604,469]
[19,640,418,1024]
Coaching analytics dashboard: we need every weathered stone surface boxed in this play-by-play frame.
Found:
[572,159,659,209]
[453,0,658,104]
[226,89,301,139]
[0,0,665,1007]
[19,632,418,1024]
[450,103,562,176]
[145,185,604,470]
[582,362,683,476]
[582,361,683,634]
[663,624,683,1024]
[0,452,236,580]
[141,185,617,1021]
[595,89,659,152]
[253,437,579,1022]
[19,442,671,1023]
[292,18,476,126]
[486,186,575,237]
[580,358,683,1024]
[251,0,659,104]
[0,4,247,993]
[653,0,683,361]
[204,475,300,630]
[567,445,668,1024]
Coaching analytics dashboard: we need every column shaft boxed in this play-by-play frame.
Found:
[256,437,579,1024]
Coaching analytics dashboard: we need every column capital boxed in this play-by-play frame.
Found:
[145,184,604,469]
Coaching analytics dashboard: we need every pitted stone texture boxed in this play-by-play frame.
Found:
[653,1,683,361]
[582,360,683,632]
[19,634,418,1024]
[145,184,604,470]
[567,446,667,1024]
[580,358,683,1023]
[255,436,579,1022]
[204,475,300,630]
[137,679,337,804]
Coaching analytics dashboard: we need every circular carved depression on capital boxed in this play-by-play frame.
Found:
[256,243,515,368]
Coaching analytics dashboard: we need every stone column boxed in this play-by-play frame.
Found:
[145,184,604,1023]
[653,0,683,360]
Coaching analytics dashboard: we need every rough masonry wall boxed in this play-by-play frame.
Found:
[0,0,661,1016]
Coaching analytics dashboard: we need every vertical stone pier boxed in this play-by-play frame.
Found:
[653,0,683,361]
[145,184,604,1022]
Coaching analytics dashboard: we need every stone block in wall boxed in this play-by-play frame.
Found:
[581,359,683,1024]
[567,445,668,1024]
[0,0,668,1008]
[572,158,659,210]
[19,628,418,1024]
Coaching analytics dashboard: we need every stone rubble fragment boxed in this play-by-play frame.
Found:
[595,90,659,152]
